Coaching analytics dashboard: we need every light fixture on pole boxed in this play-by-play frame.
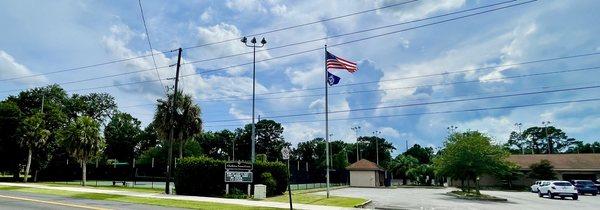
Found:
[542,121,552,154]
[372,130,381,165]
[351,126,361,161]
[514,123,523,154]
[241,36,266,163]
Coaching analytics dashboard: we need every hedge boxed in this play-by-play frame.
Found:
[174,156,288,197]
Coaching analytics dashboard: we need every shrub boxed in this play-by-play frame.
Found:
[256,154,267,163]
[260,172,277,196]
[174,156,289,197]
[174,156,226,196]
[254,161,288,196]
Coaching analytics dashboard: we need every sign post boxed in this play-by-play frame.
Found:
[281,147,292,210]
[224,161,253,197]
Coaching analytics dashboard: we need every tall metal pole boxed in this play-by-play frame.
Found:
[543,121,552,154]
[251,44,256,163]
[373,131,381,165]
[165,47,182,194]
[324,45,331,198]
[514,123,523,154]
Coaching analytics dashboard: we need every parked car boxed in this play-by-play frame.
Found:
[570,180,598,195]
[531,180,544,192]
[538,181,578,200]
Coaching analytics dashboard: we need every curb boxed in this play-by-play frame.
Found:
[445,192,508,202]
[354,199,372,208]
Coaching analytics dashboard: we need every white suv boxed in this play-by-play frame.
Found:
[538,181,578,200]
[531,180,544,192]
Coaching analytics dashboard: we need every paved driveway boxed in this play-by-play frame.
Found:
[317,187,600,210]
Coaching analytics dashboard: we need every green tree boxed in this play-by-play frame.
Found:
[527,159,557,180]
[433,131,510,194]
[404,144,434,164]
[0,100,23,178]
[565,141,600,153]
[521,126,575,154]
[357,136,395,168]
[389,155,419,185]
[237,120,290,161]
[406,164,435,185]
[138,122,160,153]
[17,113,50,182]
[9,85,69,177]
[104,112,142,161]
[66,93,116,123]
[153,91,202,159]
[493,162,523,189]
[58,116,104,186]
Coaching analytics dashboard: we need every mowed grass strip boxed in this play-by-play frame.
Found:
[40,182,164,193]
[0,185,281,210]
[265,191,366,208]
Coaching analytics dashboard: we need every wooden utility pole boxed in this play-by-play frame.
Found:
[165,48,182,194]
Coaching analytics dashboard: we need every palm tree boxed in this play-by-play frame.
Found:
[153,91,202,159]
[17,113,50,182]
[59,116,104,186]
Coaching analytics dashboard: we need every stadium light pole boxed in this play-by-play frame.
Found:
[514,123,523,154]
[372,130,381,165]
[542,121,552,154]
[241,36,266,163]
[351,126,361,161]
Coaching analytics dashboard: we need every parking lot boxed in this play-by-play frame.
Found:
[317,187,600,210]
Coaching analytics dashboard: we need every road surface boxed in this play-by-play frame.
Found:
[0,190,183,210]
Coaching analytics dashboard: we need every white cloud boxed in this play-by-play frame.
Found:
[192,23,271,75]
[200,7,214,22]
[0,50,48,84]
[385,0,466,21]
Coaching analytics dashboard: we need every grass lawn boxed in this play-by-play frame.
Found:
[0,185,281,210]
[265,190,367,208]
[40,182,164,193]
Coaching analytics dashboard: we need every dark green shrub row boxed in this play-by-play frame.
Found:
[174,156,289,197]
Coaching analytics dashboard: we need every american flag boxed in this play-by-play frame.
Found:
[326,50,358,73]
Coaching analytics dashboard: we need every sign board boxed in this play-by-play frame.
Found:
[281,147,290,160]
[225,161,253,171]
[225,171,253,183]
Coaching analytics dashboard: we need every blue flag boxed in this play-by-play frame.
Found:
[327,71,341,86]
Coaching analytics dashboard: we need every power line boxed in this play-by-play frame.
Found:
[138,0,167,95]
[183,0,518,66]
[181,0,419,50]
[192,53,600,102]
[0,0,418,82]
[203,97,600,128]
[203,84,600,123]
[195,65,600,103]
[1,0,534,94]
[118,62,600,108]
[182,0,536,77]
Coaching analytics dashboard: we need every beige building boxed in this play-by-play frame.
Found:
[449,154,600,187]
[346,159,385,187]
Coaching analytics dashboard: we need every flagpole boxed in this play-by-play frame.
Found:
[324,45,331,198]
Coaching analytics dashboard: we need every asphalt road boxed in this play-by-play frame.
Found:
[317,187,600,210]
[0,190,184,210]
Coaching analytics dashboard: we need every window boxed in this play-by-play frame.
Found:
[554,182,573,186]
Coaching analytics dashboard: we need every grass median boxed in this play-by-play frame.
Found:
[265,188,367,208]
[0,185,281,210]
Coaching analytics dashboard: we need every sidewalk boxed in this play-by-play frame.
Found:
[0,182,359,210]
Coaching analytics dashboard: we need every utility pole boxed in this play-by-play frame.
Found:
[165,48,182,194]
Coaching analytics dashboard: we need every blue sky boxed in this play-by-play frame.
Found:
[1,0,599,154]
